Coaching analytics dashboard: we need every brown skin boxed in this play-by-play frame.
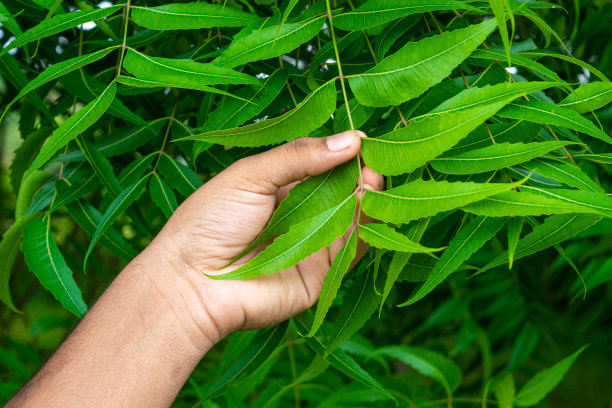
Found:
[7,131,383,408]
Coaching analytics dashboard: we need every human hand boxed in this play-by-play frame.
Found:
[145,131,383,344]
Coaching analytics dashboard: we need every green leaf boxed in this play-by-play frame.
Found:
[116,76,245,100]
[75,136,121,196]
[16,171,54,219]
[478,215,601,273]
[212,195,356,279]
[1,6,123,54]
[431,141,576,175]
[401,216,506,306]
[149,173,178,219]
[558,81,612,113]
[181,80,336,147]
[471,49,568,87]
[48,176,100,214]
[333,0,471,31]
[419,81,556,120]
[493,374,515,408]
[520,159,604,193]
[358,223,442,253]
[519,50,608,82]
[25,82,117,180]
[373,346,462,395]
[374,15,420,61]
[213,17,325,68]
[462,189,601,217]
[202,69,289,132]
[507,217,523,269]
[158,153,203,198]
[0,54,52,120]
[490,0,512,66]
[294,317,394,401]
[204,321,288,399]
[54,120,166,162]
[66,200,138,262]
[0,213,40,312]
[131,2,257,31]
[333,99,375,133]
[362,179,522,224]
[497,100,612,145]
[123,50,259,87]
[507,323,539,372]
[234,159,358,263]
[519,186,612,218]
[514,346,587,406]
[119,154,156,188]
[83,176,150,270]
[1,47,118,122]
[9,127,52,195]
[307,229,357,337]
[60,71,144,126]
[362,103,513,176]
[325,263,381,354]
[573,153,612,165]
[348,19,497,107]
[21,217,88,317]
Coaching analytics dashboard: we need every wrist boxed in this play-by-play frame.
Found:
[130,239,227,349]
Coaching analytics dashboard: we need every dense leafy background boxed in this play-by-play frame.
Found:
[1,0,612,406]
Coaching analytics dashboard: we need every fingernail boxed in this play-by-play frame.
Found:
[356,130,367,138]
[326,131,355,152]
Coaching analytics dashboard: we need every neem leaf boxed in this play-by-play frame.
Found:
[362,102,512,176]
[358,223,443,253]
[348,19,497,107]
[478,215,601,273]
[149,173,178,219]
[362,179,522,224]
[333,0,471,31]
[401,216,506,306]
[558,81,612,113]
[1,6,122,55]
[25,82,117,180]
[131,2,257,31]
[431,141,576,175]
[1,47,119,121]
[213,17,325,68]
[204,321,288,399]
[212,194,356,280]
[123,50,259,87]
[514,346,587,406]
[0,213,40,312]
[83,176,150,270]
[22,217,88,317]
[373,346,462,396]
[462,190,598,217]
[234,159,358,263]
[181,80,336,147]
[497,99,612,145]
[307,229,357,337]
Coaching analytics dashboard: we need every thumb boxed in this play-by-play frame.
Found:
[228,131,364,194]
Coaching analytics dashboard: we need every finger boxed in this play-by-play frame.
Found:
[225,131,364,195]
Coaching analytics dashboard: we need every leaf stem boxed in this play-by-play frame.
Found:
[115,0,131,77]
[325,0,364,223]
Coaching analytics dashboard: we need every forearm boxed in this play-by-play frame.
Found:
[7,245,219,408]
